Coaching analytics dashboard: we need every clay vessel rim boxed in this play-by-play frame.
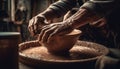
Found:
[64,29,81,36]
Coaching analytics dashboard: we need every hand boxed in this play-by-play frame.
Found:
[38,22,73,43]
[28,14,48,36]
[89,18,107,28]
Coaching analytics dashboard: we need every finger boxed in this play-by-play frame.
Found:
[31,18,36,35]
[28,19,36,35]
[96,21,106,27]
[28,19,33,31]
[33,18,39,34]
[97,18,106,27]
[93,19,106,27]
[33,17,38,30]
[47,28,58,43]
[41,26,57,43]
[38,25,51,41]
[28,19,32,27]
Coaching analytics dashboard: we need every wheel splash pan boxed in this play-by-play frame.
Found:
[19,40,109,68]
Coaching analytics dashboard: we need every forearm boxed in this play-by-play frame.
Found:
[64,0,120,29]
[40,0,77,20]
[64,8,102,29]
[81,0,120,17]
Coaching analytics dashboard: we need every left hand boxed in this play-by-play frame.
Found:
[38,22,73,43]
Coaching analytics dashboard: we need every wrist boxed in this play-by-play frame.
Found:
[41,9,56,20]
[36,13,48,24]
[64,8,88,29]
[63,20,75,30]
[64,8,102,29]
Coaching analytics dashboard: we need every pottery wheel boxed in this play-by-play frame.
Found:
[19,40,109,64]
[21,45,101,61]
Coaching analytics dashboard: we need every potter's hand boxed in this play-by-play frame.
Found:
[38,22,73,43]
[90,18,107,28]
[28,14,48,36]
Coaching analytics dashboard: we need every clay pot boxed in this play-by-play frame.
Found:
[19,40,109,69]
[42,29,81,54]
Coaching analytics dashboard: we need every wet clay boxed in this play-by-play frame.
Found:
[19,40,109,67]
[41,29,81,54]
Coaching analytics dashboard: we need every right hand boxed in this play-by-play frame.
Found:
[38,21,73,43]
[28,14,48,36]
